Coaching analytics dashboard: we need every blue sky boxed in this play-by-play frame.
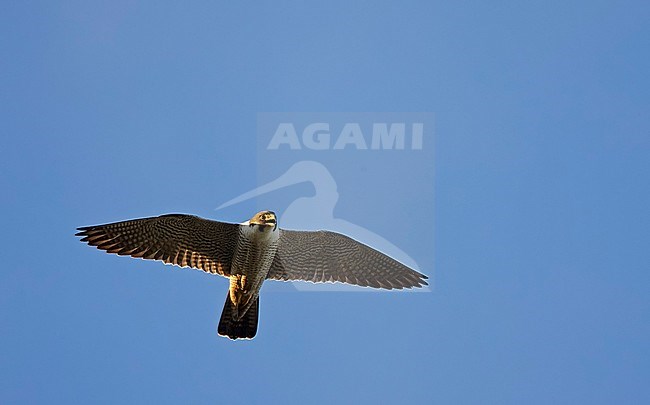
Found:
[1,1,649,404]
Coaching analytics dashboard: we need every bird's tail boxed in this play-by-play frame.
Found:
[217,294,259,340]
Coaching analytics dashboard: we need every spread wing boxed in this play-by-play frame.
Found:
[267,230,428,289]
[76,214,239,276]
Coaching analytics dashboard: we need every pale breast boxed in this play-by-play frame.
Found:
[231,224,280,288]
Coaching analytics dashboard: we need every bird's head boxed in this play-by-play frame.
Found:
[248,210,277,232]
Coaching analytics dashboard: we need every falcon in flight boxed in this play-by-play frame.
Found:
[76,211,428,340]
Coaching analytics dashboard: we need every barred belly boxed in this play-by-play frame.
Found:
[228,225,279,317]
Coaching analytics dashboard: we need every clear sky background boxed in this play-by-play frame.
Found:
[1,1,649,404]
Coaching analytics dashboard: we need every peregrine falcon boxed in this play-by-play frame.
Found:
[76,211,428,340]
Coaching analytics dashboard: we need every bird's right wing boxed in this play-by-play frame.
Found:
[76,214,239,276]
[267,230,428,289]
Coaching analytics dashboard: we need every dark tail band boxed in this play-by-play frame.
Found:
[217,294,259,340]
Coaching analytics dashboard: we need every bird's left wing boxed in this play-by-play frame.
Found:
[267,229,428,289]
[76,214,239,276]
